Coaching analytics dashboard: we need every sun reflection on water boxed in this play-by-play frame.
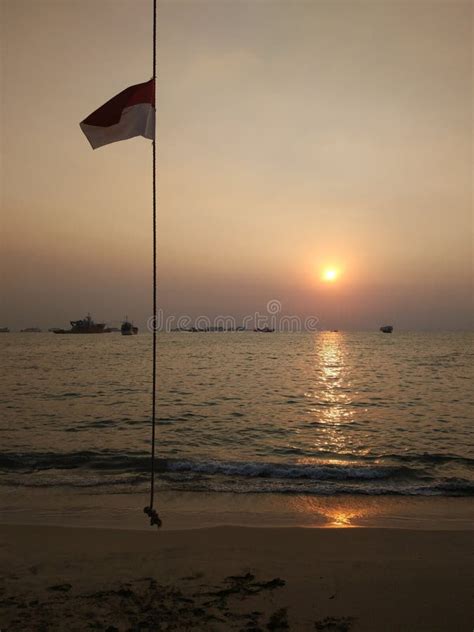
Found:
[304,332,358,453]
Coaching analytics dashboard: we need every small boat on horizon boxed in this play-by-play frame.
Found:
[380,325,394,333]
[254,327,275,333]
[54,314,109,334]
[0,327,10,333]
[121,317,138,336]
[21,327,42,333]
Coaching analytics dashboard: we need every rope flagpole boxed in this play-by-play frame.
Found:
[144,0,162,528]
[79,0,161,527]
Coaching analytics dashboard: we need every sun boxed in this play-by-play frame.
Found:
[322,267,339,282]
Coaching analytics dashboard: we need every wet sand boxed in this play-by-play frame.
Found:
[1,524,472,631]
[2,488,474,530]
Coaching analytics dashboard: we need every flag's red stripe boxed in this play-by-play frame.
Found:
[82,79,155,128]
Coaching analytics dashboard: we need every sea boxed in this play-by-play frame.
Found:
[1,332,473,529]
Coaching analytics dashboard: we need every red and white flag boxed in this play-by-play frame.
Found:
[80,79,155,149]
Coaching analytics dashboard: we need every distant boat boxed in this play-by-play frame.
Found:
[254,327,275,333]
[54,314,109,334]
[0,327,10,333]
[121,317,138,336]
[380,325,393,333]
[21,327,42,333]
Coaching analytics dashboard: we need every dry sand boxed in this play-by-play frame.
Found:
[0,524,472,631]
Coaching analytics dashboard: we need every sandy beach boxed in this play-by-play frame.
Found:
[1,524,472,631]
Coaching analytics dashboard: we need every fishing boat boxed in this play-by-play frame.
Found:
[254,326,275,333]
[121,317,138,336]
[54,314,109,334]
[380,325,393,333]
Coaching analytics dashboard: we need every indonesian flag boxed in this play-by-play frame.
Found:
[80,79,155,149]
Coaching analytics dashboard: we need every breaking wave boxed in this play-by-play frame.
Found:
[0,450,472,496]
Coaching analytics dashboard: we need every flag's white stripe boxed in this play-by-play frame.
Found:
[80,102,155,150]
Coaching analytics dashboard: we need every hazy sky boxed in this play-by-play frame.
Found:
[1,0,472,330]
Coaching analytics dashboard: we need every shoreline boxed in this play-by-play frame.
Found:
[1,524,473,631]
[1,487,473,531]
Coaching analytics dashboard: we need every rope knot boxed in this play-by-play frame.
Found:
[144,505,162,528]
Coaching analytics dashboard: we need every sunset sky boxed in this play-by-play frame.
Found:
[1,0,472,330]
